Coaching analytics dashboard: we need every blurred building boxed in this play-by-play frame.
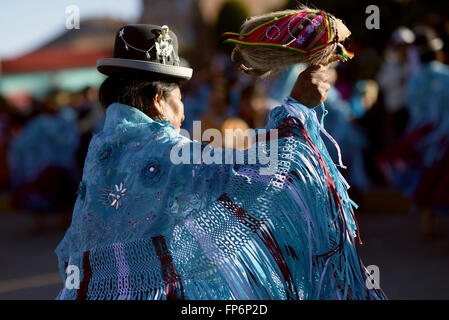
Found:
[140,0,288,44]
[140,0,204,50]
[0,18,123,100]
[198,0,288,24]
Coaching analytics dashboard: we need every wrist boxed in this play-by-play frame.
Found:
[287,95,315,109]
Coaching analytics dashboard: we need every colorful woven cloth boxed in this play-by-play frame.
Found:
[223,11,332,54]
[56,100,386,300]
[222,10,354,61]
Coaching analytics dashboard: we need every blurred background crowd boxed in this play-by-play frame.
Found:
[1,0,449,299]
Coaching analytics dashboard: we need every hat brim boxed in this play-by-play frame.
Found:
[97,58,193,80]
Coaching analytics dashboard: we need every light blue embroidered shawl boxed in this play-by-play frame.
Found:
[56,100,386,300]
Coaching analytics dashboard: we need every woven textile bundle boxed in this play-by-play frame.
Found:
[223,6,354,76]
[56,99,386,300]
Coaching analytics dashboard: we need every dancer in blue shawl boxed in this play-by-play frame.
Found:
[378,27,449,239]
[56,24,385,300]
[9,104,80,233]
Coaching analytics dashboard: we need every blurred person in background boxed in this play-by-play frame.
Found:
[315,67,376,196]
[407,26,449,239]
[238,83,270,129]
[199,77,232,134]
[217,83,270,150]
[0,95,38,211]
[180,67,211,135]
[0,97,15,193]
[70,87,105,172]
[74,87,105,135]
[220,117,250,150]
[7,91,80,234]
[349,80,379,120]
[377,27,420,145]
[378,26,449,240]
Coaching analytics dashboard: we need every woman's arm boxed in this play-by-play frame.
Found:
[290,65,330,109]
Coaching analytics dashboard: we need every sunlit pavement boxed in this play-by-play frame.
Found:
[0,207,448,300]
[0,210,64,300]
[357,211,449,299]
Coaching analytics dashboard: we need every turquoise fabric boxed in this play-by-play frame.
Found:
[406,61,449,166]
[8,107,80,188]
[316,87,370,191]
[56,100,385,300]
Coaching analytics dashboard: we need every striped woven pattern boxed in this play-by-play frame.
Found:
[223,11,332,54]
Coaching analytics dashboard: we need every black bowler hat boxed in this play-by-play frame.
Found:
[97,24,193,80]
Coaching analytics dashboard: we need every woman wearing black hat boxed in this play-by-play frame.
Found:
[55,24,384,300]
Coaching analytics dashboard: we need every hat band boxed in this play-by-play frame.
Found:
[118,27,180,66]
[97,58,193,80]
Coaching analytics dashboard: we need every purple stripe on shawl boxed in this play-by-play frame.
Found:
[113,243,131,300]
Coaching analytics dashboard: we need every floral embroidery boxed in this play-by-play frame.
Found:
[102,182,127,210]
[141,159,164,185]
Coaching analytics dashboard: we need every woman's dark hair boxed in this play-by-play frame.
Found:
[99,74,179,119]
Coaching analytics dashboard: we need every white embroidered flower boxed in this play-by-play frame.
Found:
[108,182,127,210]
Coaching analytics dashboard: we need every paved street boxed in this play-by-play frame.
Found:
[0,210,64,299]
[0,206,448,300]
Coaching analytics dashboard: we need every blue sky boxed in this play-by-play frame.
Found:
[0,0,142,59]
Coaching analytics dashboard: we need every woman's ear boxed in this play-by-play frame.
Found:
[152,90,164,116]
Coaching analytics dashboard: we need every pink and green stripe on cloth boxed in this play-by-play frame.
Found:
[222,11,333,54]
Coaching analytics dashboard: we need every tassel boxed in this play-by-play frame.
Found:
[315,106,347,169]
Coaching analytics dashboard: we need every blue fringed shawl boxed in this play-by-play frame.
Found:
[55,99,386,300]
